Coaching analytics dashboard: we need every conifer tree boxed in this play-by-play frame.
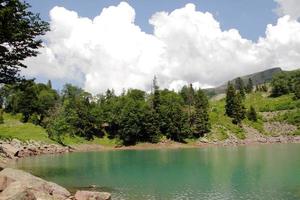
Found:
[47,80,52,89]
[152,76,160,113]
[225,82,236,117]
[194,89,210,137]
[0,109,4,124]
[246,78,253,93]
[232,93,246,124]
[235,77,246,98]
[247,106,257,122]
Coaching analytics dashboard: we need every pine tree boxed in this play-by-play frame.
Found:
[232,93,246,125]
[225,82,236,117]
[0,109,4,124]
[194,89,210,137]
[294,81,300,99]
[235,77,245,98]
[152,76,160,112]
[47,80,52,89]
[187,84,195,127]
[247,106,257,122]
[246,78,253,93]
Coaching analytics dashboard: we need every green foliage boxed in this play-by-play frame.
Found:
[235,77,245,98]
[245,92,299,112]
[193,89,210,137]
[271,70,300,97]
[294,81,300,100]
[246,78,253,93]
[47,84,102,142]
[273,109,300,127]
[152,76,160,112]
[232,93,246,124]
[210,100,245,139]
[2,80,58,124]
[225,82,236,117]
[159,90,189,142]
[247,106,257,122]
[0,109,3,124]
[0,0,49,84]
[0,112,53,142]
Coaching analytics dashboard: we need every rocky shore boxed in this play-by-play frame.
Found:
[0,139,71,168]
[0,168,111,200]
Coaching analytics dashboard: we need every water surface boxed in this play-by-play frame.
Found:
[13,144,300,200]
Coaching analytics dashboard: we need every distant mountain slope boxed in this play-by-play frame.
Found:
[206,67,282,95]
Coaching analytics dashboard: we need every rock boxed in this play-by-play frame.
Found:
[75,191,111,200]
[0,144,19,159]
[199,138,209,143]
[0,168,70,200]
[0,175,15,192]
[0,181,36,200]
[10,139,22,149]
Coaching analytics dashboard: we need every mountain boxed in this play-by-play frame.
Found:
[205,67,282,96]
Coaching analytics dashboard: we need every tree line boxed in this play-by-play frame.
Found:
[0,78,211,145]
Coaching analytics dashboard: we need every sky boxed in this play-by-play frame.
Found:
[22,0,300,94]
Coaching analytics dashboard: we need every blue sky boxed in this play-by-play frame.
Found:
[23,0,300,94]
[27,0,278,41]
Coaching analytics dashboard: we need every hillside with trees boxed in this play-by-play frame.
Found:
[0,68,299,146]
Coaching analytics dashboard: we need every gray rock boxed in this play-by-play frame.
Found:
[75,191,111,200]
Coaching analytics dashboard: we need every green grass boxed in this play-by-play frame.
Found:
[210,99,245,140]
[209,92,300,138]
[273,109,300,127]
[245,93,300,112]
[60,135,118,147]
[0,113,54,143]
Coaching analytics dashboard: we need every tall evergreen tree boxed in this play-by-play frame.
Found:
[246,78,253,93]
[232,93,246,125]
[187,83,195,127]
[225,82,236,117]
[152,76,160,113]
[235,77,245,98]
[0,0,49,84]
[47,80,52,89]
[193,89,210,137]
[0,109,4,124]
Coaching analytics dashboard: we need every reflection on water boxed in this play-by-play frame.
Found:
[12,144,300,200]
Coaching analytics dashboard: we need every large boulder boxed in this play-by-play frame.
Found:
[74,191,111,200]
[0,168,70,200]
[0,144,19,159]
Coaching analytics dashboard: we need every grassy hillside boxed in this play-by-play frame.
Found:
[208,92,300,140]
[206,67,282,95]
[0,113,53,143]
[0,113,118,146]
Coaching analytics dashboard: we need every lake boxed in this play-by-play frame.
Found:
[12,144,300,200]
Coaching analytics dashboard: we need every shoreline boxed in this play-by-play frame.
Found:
[2,135,300,168]
[68,135,300,152]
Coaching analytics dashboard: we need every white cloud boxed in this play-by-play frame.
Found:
[275,0,300,20]
[23,2,300,94]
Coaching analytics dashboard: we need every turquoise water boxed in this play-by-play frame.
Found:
[13,144,300,200]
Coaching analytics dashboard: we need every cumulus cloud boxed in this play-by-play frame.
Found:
[275,0,300,20]
[23,2,300,94]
